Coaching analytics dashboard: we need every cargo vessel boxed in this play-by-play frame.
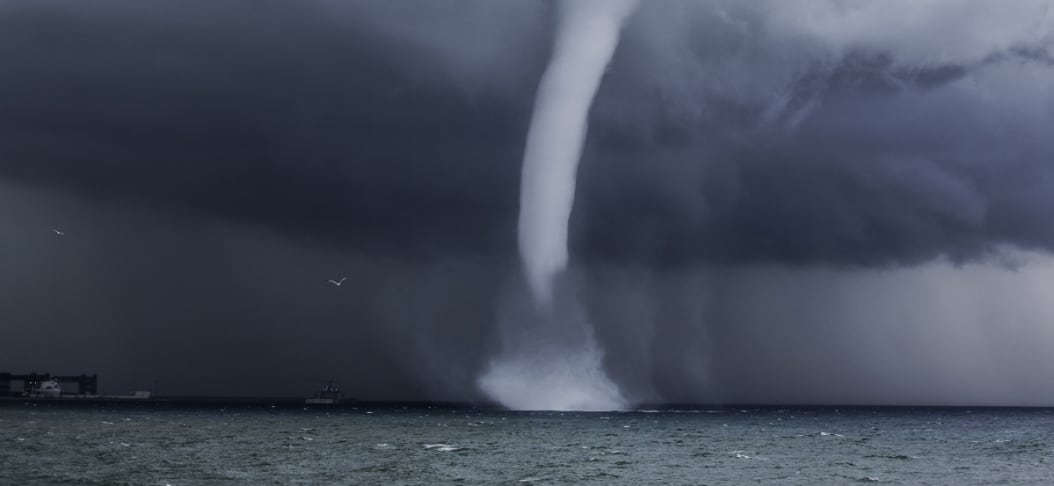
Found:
[305,380,343,405]
[0,372,154,401]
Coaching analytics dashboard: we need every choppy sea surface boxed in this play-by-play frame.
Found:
[2,402,1053,485]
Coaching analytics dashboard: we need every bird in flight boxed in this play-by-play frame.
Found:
[52,229,65,236]
[328,277,347,287]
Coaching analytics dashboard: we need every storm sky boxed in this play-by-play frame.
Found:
[3,0,1054,405]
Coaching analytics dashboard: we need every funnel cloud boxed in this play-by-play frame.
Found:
[517,0,639,308]
[480,0,637,411]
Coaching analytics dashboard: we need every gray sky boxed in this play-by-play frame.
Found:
[2,0,1054,404]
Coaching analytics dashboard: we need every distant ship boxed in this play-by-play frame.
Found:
[305,380,343,405]
[1,372,155,401]
[24,378,151,400]
[27,379,62,398]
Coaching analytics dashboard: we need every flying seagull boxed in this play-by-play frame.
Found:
[52,229,64,236]
[328,277,347,287]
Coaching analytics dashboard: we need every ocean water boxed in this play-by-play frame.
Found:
[2,403,1053,485]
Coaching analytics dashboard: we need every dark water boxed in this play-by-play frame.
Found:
[2,402,1053,485]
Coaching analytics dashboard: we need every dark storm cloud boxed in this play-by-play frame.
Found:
[3,0,1053,267]
[2,0,1053,267]
[0,0,545,258]
[4,0,1054,405]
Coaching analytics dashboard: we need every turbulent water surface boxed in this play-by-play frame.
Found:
[2,403,1053,484]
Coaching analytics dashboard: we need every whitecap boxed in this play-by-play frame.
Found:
[424,443,462,452]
